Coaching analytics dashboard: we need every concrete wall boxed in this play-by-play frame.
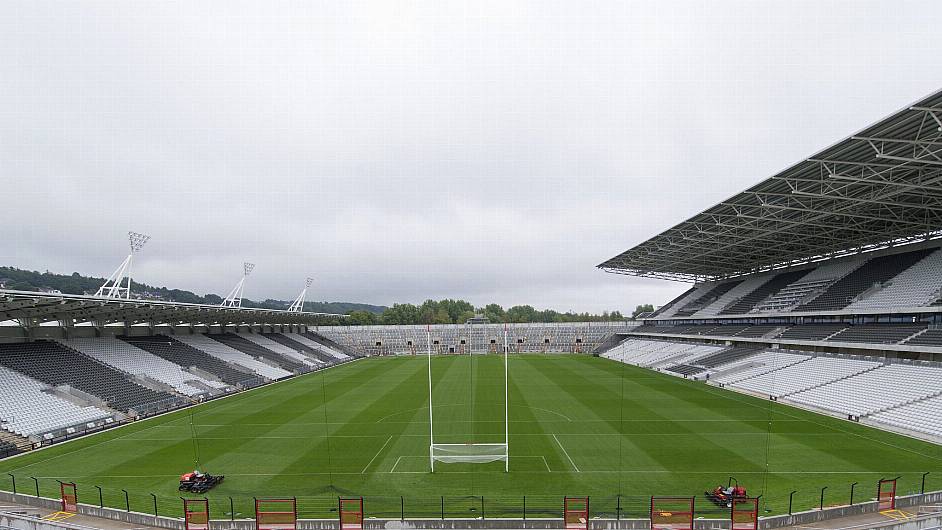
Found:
[3,490,942,530]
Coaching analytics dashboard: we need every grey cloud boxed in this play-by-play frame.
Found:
[2,1,942,313]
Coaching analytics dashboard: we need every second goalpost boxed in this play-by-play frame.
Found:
[427,322,509,472]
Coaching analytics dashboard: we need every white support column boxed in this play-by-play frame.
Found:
[427,324,435,473]
[503,324,509,472]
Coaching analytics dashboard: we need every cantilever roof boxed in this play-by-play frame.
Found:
[599,88,942,282]
[0,289,346,328]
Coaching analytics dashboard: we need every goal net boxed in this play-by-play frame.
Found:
[427,322,509,472]
[430,442,508,464]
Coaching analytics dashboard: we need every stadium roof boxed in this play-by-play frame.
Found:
[0,289,346,329]
[599,88,942,282]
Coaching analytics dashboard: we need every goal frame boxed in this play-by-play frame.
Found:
[60,482,77,513]
[564,496,589,530]
[650,497,695,530]
[183,498,210,530]
[339,497,363,530]
[255,498,297,530]
[878,478,897,511]
[427,323,509,472]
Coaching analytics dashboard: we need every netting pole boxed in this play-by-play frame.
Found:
[503,324,509,472]
[427,324,434,473]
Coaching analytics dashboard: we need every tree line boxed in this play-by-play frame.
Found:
[344,299,630,326]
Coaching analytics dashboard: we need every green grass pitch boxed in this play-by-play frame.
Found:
[1,354,940,519]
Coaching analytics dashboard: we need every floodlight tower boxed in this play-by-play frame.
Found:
[287,277,313,313]
[221,262,255,308]
[95,231,150,299]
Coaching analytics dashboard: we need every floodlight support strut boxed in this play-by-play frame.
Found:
[288,277,313,313]
[221,262,255,308]
[95,231,150,299]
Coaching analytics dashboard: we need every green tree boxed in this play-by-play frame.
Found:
[347,310,378,326]
[482,303,506,323]
[632,304,655,319]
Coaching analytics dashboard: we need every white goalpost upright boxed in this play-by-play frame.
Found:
[427,323,509,472]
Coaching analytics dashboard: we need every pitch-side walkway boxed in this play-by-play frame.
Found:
[782,502,942,529]
[0,500,164,530]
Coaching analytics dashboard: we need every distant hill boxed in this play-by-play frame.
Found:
[0,266,387,315]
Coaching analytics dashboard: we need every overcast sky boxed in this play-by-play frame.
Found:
[2,1,942,313]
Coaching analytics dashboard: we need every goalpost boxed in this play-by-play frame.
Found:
[427,322,509,472]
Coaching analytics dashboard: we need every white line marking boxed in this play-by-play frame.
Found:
[26,469,919,479]
[390,455,403,473]
[553,434,580,473]
[541,455,551,472]
[360,435,393,474]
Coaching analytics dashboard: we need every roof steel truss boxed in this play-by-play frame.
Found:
[599,90,942,281]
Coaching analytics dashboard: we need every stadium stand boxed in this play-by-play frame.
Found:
[286,332,351,359]
[720,269,811,315]
[847,249,942,310]
[905,328,942,347]
[788,363,942,417]
[775,324,847,341]
[0,365,112,438]
[301,332,352,358]
[240,333,323,367]
[796,248,935,311]
[731,356,880,398]
[120,335,256,386]
[263,332,338,364]
[869,395,942,438]
[649,284,697,318]
[0,341,176,414]
[691,345,767,369]
[710,351,810,385]
[665,364,705,376]
[672,280,743,317]
[733,325,781,338]
[753,261,862,313]
[172,334,293,380]
[208,333,310,373]
[693,276,769,317]
[62,337,228,396]
[825,323,927,344]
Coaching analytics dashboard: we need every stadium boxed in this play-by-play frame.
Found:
[1,86,942,530]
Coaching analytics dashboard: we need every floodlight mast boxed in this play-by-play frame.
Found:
[95,232,150,299]
[220,262,255,308]
[287,277,313,313]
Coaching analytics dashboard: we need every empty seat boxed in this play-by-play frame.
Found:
[0,341,174,413]
[0,365,112,437]
[121,335,256,386]
[172,334,292,380]
[62,337,226,396]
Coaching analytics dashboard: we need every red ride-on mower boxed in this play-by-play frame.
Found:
[179,471,225,493]
[706,478,748,508]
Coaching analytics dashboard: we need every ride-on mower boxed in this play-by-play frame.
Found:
[179,470,225,493]
[705,478,747,507]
